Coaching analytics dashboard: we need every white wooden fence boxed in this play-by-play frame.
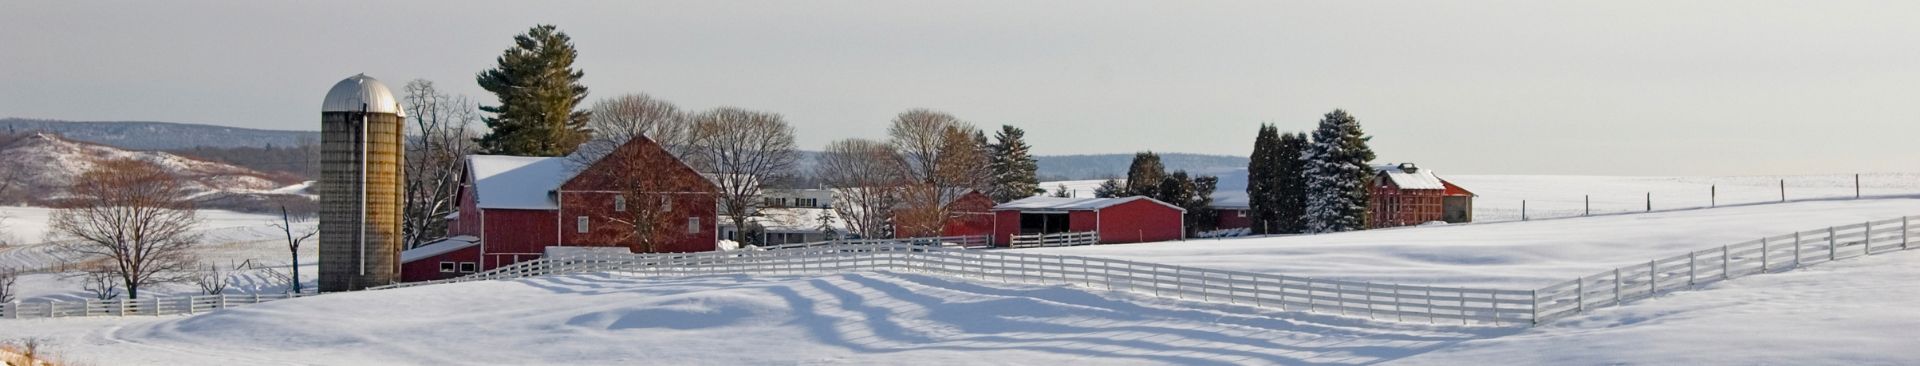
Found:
[370,239,1538,326]
[1,293,317,319]
[1531,215,1920,323]
[755,235,991,251]
[1009,231,1099,248]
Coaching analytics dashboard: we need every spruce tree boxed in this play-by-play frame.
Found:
[1245,124,1281,234]
[1093,179,1123,198]
[987,125,1040,202]
[1303,110,1375,233]
[1188,174,1219,235]
[1275,132,1311,233]
[475,24,592,157]
[1124,151,1165,198]
[1051,184,1071,198]
[1157,171,1193,209]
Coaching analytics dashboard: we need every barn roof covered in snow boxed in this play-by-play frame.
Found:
[1374,163,1447,190]
[468,155,569,210]
[994,196,1187,212]
[400,235,480,263]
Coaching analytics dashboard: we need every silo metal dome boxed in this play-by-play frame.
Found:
[322,74,405,116]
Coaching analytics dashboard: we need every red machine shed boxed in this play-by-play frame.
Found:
[991,196,1186,247]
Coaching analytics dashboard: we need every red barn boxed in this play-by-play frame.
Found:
[400,136,719,282]
[1368,163,1474,229]
[990,196,1186,247]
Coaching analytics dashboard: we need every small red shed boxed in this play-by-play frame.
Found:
[1368,163,1474,229]
[400,135,719,282]
[991,196,1186,247]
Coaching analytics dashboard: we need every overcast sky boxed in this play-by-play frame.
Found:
[2,1,1916,175]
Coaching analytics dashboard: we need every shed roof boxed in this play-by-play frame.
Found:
[399,235,480,263]
[1374,163,1447,190]
[468,155,568,210]
[994,196,1187,212]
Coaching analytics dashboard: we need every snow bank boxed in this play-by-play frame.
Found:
[1019,197,1920,288]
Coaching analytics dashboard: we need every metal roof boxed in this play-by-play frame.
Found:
[322,74,405,116]
[994,196,1187,213]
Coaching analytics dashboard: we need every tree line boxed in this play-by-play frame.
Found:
[1247,109,1376,234]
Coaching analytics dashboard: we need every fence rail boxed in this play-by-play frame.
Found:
[755,235,991,251]
[0,293,316,319]
[1010,231,1099,248]
[1532,215,1918,323]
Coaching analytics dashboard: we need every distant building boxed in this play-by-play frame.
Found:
[991,196,1186,246]
[1368,163,1474,229]
[893,190,997,239]
[399,135,719,282]
[720,189,847,245]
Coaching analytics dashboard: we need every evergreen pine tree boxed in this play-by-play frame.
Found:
[475,24,592,157]
[1245,124,1280,234]
[1124,151,1165,198]
[1157,171,1193,209]
[1302,110,1376,233]
[987,125,1040,202]
[1051,184,1071,197]
[1188,174,1219,235]
[1093,179,1123,198]
[1275,132,1311,233]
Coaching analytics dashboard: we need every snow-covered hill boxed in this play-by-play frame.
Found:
[0,133,311,211]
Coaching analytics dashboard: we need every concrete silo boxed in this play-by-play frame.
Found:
[319,74,406,291]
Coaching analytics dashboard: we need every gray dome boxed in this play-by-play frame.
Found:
[322,74,405,116]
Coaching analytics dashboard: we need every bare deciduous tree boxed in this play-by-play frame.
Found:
[815,139,908,238]
[582,93,695,161]
[192,262,230,295]
[567,134,711,253]
[51,158,201,299]
[80,266,119,300]
[0,268,17,303]
[689,107,799,245]
[402,79,481,249]
[271,205,315,293]
[886,109,991,237]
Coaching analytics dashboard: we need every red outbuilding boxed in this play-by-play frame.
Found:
[990,196,1186,247]
[1368,163,1474,229]
[400,136,720,282]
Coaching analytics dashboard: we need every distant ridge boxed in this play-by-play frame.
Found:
[0,118,318,150]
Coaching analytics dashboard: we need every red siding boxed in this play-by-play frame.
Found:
[991,210,1021,247]
[558,191,718,254]
[1095,200,1184,244]
[1215,209,1251,230]
[448,170,482,237]
[400,244,481,282]
[1069,211,1099,232]
[1369,176,1447,229]
[481,209,558,270]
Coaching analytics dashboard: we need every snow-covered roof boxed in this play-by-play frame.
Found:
[723,207,846,233]
[994,196,1187,212]
[469,155,569,210]
[322,74,405,116]
[544,246,634,259]
[1374,163,1446,190]
[399,235,480,263]
[1209,191,1250,209]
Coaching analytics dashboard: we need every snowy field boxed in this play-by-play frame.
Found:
[1018,197,1920,289]
[1044,172,1920,223]
[0,272,1510,365]
[0,206,317,301]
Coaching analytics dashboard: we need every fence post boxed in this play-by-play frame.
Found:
[1687,252,1696,288]
[1905,217,1912,250]
[1829,226,1838,260]
[1647,260,1657,296]
[1721,245,1729,280]
[1794,232,1802,268]
[3,301,13,319]
[1522,200,1528,221]
[1529,289,1539,326]
[1864,221,1873,255]
[187,296,195,315]
[1711,185,1716,208]
[1575,277,1584,312]
[1612,268,1622,306]
[1760,237,1769,273]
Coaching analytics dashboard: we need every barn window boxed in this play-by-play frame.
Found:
[614,195,627,212]
[459,262,477,273]
[796,198,817,207]
[1237,210,1247,218]
[662,196,673,212]
[439,262,456,273]
[687,217,700,234]
[577,216,590,233]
